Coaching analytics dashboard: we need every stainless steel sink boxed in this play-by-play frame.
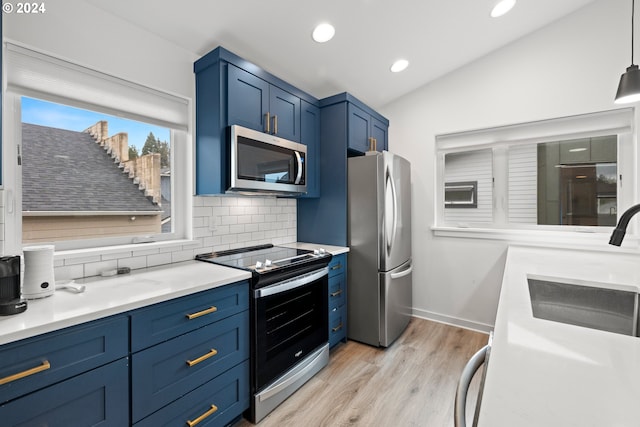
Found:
[527,276,639,336]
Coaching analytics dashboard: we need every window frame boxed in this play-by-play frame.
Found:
[3,44,193,256]
[433,108,637,249]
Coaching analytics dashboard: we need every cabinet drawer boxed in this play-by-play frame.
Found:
[328,253,346,277]
[0,357,129,427]
[329,305,346,348]
[131,280,249,352]
[135,360,249,427]
[0,315,128,404]
[329,274,345,310]
[132,311,249,422]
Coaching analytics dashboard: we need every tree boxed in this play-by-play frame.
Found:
[128,145,139,160]
[141,132,170,167]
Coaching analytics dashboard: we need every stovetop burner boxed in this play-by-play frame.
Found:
[195,244,332,287]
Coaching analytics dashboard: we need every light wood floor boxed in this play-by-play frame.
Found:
[235,318,488,427]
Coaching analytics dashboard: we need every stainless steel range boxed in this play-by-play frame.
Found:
[196,244,332,423]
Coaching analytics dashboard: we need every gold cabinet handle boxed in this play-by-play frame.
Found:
[0,360,51,386]
[330,263,342,271]
[332,323,344,333]
[265,112,271,133]
[273,115,278,135]
[186,349,218,367]
[330,289,343,297]
[187,404,218,427]
[186,306,217,320]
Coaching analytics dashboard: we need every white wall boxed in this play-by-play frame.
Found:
[381,0,634,331]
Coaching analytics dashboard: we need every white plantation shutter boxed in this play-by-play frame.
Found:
[444,149,493,224]
[5,43,189,131]
[508,144,537,224]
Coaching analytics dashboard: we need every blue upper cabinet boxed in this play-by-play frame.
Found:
[300,101,320,198]
[297,92,389,246]
[346,101,388,155]
[194,47,316,195]
[227,65,301,142]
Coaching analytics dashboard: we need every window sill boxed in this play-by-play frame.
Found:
[431,226,640,254]
[53,239,200,262]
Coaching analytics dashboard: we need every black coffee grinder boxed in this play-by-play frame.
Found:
[0,255,27,315]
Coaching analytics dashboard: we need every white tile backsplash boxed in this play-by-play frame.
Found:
[1,191,297,280]
[193,195,297,252]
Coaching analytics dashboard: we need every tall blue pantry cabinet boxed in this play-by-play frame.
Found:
[297,92,389,246]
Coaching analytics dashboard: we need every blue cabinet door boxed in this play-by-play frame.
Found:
[269,85,301,142]
[227,64,270,133]
[371,115,388,152]
[348,103,371,153]
[0,358,129,427]
[300,101,320,198]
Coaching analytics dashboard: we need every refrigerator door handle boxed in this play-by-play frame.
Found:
[385,167,398,257]
[390,264,413,280]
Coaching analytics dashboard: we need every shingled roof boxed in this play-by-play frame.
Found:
[22,123,162,213]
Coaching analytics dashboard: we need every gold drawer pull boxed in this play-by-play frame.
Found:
[330,263,342,271]
[332,323,344,333]
[187,404,218,427]
[330,289,343,297]
[186,349,218,367]
[0,360,51,386]
[186,306,217,320]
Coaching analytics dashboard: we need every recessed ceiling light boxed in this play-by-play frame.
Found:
[491,0,516,18]
[390,59,409,73]
[312,23,335,43]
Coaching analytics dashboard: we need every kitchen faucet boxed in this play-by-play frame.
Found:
[609,203,640,246]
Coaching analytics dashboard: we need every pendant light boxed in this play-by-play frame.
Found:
[615,0,640,104]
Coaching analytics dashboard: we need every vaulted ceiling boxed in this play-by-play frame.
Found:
[86,0,598,109]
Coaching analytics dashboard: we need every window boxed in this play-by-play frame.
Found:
[435,109,634,239]
[21,97,173,244]
[4,43,191,253]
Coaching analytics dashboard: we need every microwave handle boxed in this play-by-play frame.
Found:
[294,151,303,184]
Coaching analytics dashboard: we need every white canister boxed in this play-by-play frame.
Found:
[22,245,55,299]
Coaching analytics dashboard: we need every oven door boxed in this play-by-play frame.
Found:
[253,267,328,391]
[230,125,307,195]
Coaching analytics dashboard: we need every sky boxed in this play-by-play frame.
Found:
[21,97,170,151]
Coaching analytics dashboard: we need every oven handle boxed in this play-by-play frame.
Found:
[259,343,329,402]
[255,267,328,298]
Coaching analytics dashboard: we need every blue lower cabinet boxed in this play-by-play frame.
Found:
[328,254,347,348]
[132,311,249,423]
[0,357,129,426]
[135,360,250,427]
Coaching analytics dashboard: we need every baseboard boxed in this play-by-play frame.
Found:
[412,308,493,334]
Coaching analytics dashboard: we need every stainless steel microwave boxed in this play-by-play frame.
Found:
[228,125,307,196]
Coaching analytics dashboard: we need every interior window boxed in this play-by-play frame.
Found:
[535,136,617,226]
[20,97,173,245]
[436,109,631,235]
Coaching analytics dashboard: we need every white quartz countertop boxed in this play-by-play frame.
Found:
[0,260,251,346]
[478,245,640,427]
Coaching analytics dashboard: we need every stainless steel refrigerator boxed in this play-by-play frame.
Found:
[347,151,412,347]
